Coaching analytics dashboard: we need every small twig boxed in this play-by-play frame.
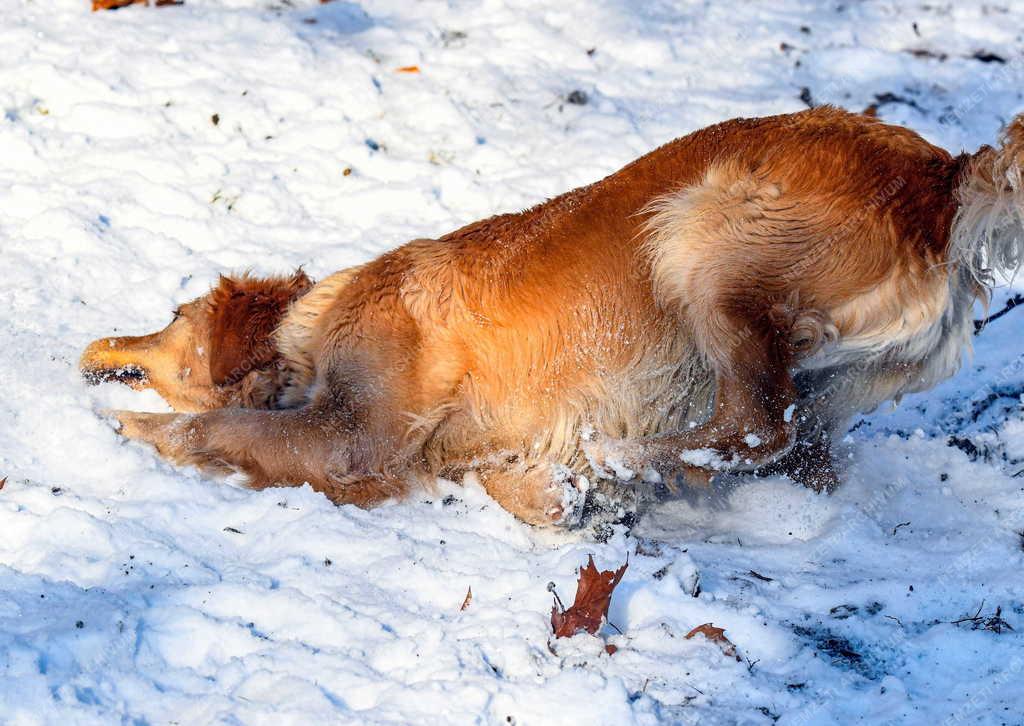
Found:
[951,601,1015,633]
[747,570,774,582]
[975,293,1024,334]
[951,600,986,626]
[892,521,911,536]
[547,581,566,613]
[984,606,1014,633]
[607,620,624,635]
[885,615,904,627]
[746,657,760,673]
[983,606,1012,633]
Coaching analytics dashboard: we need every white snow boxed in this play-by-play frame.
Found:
[3,1,1024,724]
[679,447,730,470]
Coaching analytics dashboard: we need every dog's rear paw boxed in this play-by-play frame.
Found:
[581,434,645,481]
[544,466,590,528]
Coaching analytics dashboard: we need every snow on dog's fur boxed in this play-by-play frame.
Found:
[81,107,1024,526]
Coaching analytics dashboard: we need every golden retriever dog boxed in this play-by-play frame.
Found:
[81,107,1024,526]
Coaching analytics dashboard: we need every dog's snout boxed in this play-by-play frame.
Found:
[80,336,155,389]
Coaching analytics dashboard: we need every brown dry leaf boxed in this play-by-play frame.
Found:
[92,0,182,9]
[460,587,472,611]
[685,623,741,661]
[92,0,146,10]
[0,477,6,491]
[551,555,628,638]
[396,65,421,74]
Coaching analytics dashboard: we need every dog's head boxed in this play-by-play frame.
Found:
[80,271,312,412]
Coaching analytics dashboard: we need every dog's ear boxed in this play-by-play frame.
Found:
[207,271,313,386]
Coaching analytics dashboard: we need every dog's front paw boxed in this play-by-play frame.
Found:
[105,410,200,463]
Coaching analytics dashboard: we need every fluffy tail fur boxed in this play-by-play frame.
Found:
[950,115,1024,289]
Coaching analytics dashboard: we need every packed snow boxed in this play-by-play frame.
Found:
[2,1,1024,723]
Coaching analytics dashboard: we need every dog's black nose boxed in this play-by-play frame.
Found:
[82,365,149,386]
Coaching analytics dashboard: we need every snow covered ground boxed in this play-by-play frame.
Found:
[2,0,1024,723]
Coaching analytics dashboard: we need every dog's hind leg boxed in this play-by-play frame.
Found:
[588,164,842,481]
[587,299,802,479]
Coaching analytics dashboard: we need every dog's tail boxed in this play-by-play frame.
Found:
[950,114,1024,293]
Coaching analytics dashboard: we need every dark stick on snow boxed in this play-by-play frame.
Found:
[974,293,1024,334]
[547,581,566,613]
[951,600,985,626]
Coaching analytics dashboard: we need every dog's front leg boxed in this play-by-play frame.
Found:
[109,407,407,507]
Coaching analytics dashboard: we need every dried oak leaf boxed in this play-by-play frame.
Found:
[685,623,741,661]
[551,555,627,638]
[460,587,473,611]
[92,0,180,9]
[92,0,146,10]
[0,477,6,491]
[396,65,421,74]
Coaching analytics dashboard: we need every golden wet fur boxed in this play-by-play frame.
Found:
[81,107,1024,526]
